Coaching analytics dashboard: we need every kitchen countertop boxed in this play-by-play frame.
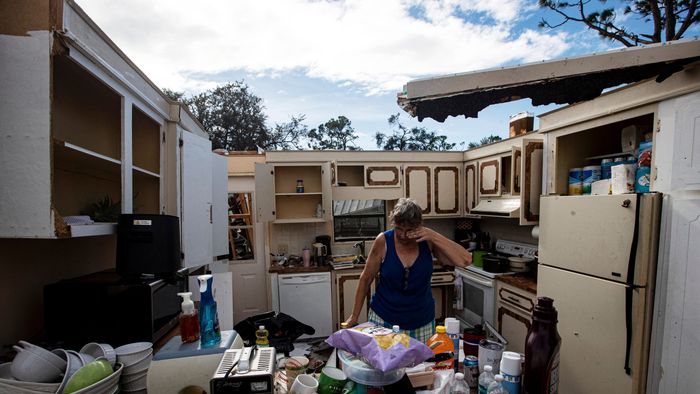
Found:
[497,273,537,294]
[268,265,332,274]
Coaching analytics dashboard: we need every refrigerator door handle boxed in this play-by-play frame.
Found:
[623,193,642,376]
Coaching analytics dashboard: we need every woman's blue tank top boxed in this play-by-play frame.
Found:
[369,229,434,329]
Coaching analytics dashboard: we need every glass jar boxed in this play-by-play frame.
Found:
[296,179,304,193]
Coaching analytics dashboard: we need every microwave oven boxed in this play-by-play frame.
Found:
[44,269,185,348]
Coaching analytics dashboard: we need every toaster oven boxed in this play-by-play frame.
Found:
[210,347,277,394]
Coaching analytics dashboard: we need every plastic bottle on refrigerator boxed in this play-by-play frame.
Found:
[478,365,495,394]
[445,318,461,372]
[487,375,507,394]
[255,325,269,347]
[427,325,454,370]
[450,372,469,394]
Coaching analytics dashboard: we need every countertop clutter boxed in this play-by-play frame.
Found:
[496,274,537,294]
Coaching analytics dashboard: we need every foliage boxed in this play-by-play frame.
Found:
[375,113,456,151]
[307,116,361,150]
[267,115,309,150]
[467,135,503,149]
[162,88,185,102]
[538,0,700,46]
[85,195,121,223]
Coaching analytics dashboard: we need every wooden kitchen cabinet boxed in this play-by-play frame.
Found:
[511,147,522,196]
[365,164,401,188]
[520,137,544,225]
[254,162,332,223]
[464,160,479,215]
[405,164,461,217]
[332,268,375,331]
[479,157,501,196]
[496,280,536,355]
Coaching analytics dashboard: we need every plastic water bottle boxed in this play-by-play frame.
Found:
[392,325,401,334]
[255,325,269,347]
[450,372,469,394]
[487,374,507,394]
[478,364,495,394]
[445,318,461,372]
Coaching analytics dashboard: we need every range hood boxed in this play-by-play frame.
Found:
[470,197,520,218]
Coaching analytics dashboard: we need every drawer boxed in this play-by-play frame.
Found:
[498,283,535,315]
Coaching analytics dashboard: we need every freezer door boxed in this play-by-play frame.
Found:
[539,194,652,282]
[538,265,649,394]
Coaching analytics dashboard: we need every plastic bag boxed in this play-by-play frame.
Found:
[326,322,434,372]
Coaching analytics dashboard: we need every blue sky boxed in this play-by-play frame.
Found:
[77,0,698,150]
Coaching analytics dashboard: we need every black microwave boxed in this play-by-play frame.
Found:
[44,269,185,348]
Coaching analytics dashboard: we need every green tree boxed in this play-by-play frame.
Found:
[162,88,185,102]
[538,0,700,46]
[266,115,309,150]
[375,113,456,151]
[467,135,503,149]
[307,116,361,150]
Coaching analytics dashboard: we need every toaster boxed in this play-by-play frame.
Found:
[210,347,276,394]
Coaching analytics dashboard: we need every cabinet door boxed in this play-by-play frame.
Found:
[181,131,213,268]
[497,305,531,355]
[405,166,431,214]
[434,166,459,215]
[464,161,479,214]
[322,162,333,220]
[479,157,501,196]
[211,153,229,258]
[254,163,276,222]
[365,165,401,188]
[520,137,544,225]
[511,146,522,196]
[672,95,700,189]
[335,272,373,330]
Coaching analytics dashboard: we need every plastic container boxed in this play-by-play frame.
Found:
[198,274,221,348]
[499,351,522,394]
[478,365,495,394]
[600,158,614,179]
[445,318,461,372]
[523,297,561,394]
[568,168,583,195]
[337,350,404,386]
[255,325,269,347]
[451,372,469,394]
[582,165,601,195]
[177,292,200,344]
[427,325,454,370]
[487,374,507,394]
[296,179,304,193]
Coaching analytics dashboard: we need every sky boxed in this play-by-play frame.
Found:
[76,0,698,150]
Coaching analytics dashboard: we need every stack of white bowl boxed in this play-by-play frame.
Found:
[115,342,153,393]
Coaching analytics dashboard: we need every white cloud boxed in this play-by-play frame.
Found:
[76,0,570,94]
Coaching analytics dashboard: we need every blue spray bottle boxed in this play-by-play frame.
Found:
[197,274,221,348]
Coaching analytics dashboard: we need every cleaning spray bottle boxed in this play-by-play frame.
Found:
[197,274,221,348]
[177,292,200,343]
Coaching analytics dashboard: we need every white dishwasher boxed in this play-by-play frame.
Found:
[277,272,332,339]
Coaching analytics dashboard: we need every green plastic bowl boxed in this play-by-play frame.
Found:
[64,358,112,394]
[472,251,486,268]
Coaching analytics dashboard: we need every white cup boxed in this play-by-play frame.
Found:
[290,373,318,394]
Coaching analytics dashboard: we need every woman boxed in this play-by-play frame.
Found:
[343,198,472,343]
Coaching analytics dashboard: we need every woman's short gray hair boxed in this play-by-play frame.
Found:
[390,198,423,228]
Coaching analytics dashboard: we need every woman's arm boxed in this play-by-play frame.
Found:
[343,233,385,327]
[407,227,472,268]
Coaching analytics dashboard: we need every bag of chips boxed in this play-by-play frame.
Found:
[325,322,434,372]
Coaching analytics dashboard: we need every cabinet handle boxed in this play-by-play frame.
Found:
[507,296,521,304]
[622,199,631,208]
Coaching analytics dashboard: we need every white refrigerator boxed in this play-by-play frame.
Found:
[537,193,661,393]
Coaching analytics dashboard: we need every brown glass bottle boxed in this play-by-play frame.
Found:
[523,297,561,394]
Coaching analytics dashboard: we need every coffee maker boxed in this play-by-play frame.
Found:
[314,235,331,265]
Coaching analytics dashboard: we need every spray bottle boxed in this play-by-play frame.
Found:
[177,292,200,343]
[197,274,221,348]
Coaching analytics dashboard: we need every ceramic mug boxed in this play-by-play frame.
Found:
[285,356,309,391]
[290,373,318,394]
[318,366,347,394]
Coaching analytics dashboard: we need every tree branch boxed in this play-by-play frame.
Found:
[674,0,698,39]
[664,0,677,40]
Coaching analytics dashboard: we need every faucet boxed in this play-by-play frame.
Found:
[353,241,366,259]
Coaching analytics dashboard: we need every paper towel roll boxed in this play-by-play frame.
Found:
[531,226,539,239]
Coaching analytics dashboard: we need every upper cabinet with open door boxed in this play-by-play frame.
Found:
[511,146,522,196]
[464,160,479,215]
[520,137,544,225]
[255,162,332,223]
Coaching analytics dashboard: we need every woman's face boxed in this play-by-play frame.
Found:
[394,223,419,245]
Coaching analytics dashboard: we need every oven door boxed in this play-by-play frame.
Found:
[455,268,496,328]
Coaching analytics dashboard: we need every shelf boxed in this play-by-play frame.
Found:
[229,225,253,230]
[133,165,160,178]
[273,218,326,224]
[275,192,323,196]
[68,222,117,237]
[585,151,632,161]
[54,140,121,169]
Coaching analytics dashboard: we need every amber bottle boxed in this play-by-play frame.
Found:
[523,297,561,394]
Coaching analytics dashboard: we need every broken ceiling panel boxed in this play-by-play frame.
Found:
[398,38,700,122]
